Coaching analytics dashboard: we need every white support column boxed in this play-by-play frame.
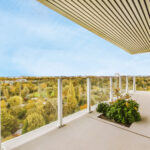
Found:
[87,78,91,113]
[110,77,113,102]
[119,76,122,92]
[126,76,128,93]
[133,76,136,92]
[57,78,63,127]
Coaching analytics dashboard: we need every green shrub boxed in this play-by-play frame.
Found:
[96,103,109,115]
[1,110,19,138]
[97,99,141,126]
[7,96,23,106]
[42,101,57,124]
[18,108,27,119]
[22,112,45,134]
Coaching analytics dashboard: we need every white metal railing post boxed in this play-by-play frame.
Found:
[57,78,63,127]
[126,76,128,93]
[119,76,122,92]
[133,76,136,92]
[110,77,113,102]
[87,78,91,113]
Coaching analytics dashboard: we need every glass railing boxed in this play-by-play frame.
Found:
[121,76,126,92]
[1,76,150,143]
[136,77,150,91]
[128,77,133,90]
[1,79,57,142]
[91,77,110,105]
[62,78,87,117]
[112,76,119,96]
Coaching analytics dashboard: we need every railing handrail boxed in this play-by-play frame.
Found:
[0,75,150,82]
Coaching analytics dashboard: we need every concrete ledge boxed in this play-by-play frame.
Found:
[2,105,98,150]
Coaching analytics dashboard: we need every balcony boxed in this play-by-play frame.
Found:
[1,76,150,150]
[1,0,150,149]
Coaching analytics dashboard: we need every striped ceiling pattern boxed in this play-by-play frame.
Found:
[38,0,150,54]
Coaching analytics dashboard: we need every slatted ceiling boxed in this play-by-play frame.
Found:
[114,0,146,45]
[87,1,139,48]
[83,0,144,48]
[84,0,135,45]
[40,0,149,51]
[126,1,149,43]
[145,0,150,24]
[53,0,137,50]
[107,0,146,47]
[134,1,149,36]
[56,0,129,47]
[46,0,148,51]
[125,1,147,41]
[63,0,136,48]
[38,0,150,54]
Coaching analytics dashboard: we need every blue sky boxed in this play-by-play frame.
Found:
[0,0,150,77]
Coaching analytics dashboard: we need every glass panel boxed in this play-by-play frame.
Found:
[128,77,133,90]
[62,78,87,117]
[112,76,119,91]
[1,79,57,142]
[136,77,150,91]
[121,76,126,92]
[91,77,110,105]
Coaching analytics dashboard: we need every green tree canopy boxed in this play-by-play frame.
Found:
[22,112,45,134]
[7,96,23,107]
[1,110,19,138]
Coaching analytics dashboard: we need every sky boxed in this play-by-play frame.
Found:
[0,0,150,77]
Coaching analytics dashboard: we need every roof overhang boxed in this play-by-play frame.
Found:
[37,0,150,54]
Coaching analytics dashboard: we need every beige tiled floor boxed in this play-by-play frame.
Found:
[130,91,150,137]
[13,92,150,150]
